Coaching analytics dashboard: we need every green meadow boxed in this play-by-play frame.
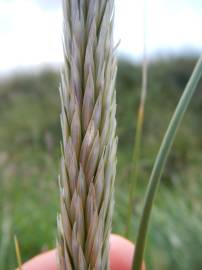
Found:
[0,56,202,270]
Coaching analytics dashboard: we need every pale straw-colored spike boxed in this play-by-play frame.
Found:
[57,0,117,269]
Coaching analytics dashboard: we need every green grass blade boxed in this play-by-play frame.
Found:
[14,235,22,270]
[0,207,11,269]
[132,55,202,270]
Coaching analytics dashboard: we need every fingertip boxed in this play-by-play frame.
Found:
[21,250,57,270]
[110,234,134,270]
[110,234,145,270]
[21,234,145,270]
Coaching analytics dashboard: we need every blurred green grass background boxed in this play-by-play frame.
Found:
[0,55,202,270]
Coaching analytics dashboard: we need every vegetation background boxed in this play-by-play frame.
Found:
[0,55,202,270]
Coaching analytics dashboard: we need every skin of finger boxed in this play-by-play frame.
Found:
[110,234,135,270]
[20,234,145,270]
[20,249,56,270]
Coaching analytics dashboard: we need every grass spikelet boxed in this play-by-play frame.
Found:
[57,0,117,269]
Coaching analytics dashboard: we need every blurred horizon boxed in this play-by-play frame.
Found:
[0,0,202,75]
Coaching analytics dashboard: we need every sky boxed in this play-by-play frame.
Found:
[0,0,202,74]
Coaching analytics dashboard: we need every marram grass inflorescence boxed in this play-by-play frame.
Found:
[57,0,117,269]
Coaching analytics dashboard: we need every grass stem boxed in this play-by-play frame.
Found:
[132,55,202,270]
[126,0,148,237]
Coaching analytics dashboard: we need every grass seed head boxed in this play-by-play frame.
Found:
[57,0,117,269]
